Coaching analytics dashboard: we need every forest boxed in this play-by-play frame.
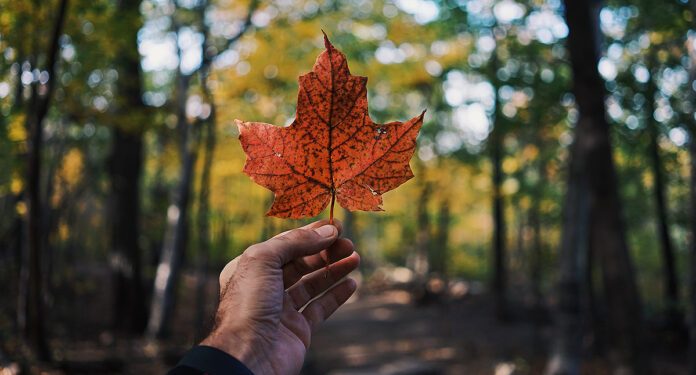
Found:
[1,0,695,374]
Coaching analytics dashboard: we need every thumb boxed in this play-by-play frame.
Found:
[257,224,338,267]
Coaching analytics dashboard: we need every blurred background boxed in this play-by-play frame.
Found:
[1,0,695,373]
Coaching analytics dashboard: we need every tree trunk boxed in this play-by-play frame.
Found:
[194,47,217,340]
[108,0,147,334]
[688,126,696,375]
[411,182,431,304]
[19,0,69,361]
[545,149,591,375]
[489,46,508,320]
[686,5,696,371]
[560,0,648,373]
[645,56,680,325]
[343,209,355,240]
[491,100,507,320]
[146,68,197,339]
[110,131,146,332]
[414,182,431,281]
[584,224,606,356]
[433,199,450,276]
[194,129,212,340]
[41,129,66,310]
[648,126,680,321]
[529,156,544,321]
[528,190,546,356]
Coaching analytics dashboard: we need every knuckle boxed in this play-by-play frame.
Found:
[244,243,267,259]
[241,244,276,267]
[218,258,237,287]
[280,228,317,243]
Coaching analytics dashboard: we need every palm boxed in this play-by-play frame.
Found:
[248,272,311,374]
[271,307,312,374]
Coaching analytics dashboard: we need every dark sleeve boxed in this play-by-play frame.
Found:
[167,345,254,375]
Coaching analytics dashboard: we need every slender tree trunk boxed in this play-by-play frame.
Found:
[147,68,197,338]
[343,210,355,240]
[194,48,217,340]
[528,188,545,356]
[343,210,363,271]
[41,129,65,309]
[529,155,544,320]
[514,204,525,272]
[194,131,212,340]
[645,57,680,325]
[648,127,680,318]
[686,6,696,371]
[559,0,648,373]
[529,205,541,307]
[415,183,431,281]
[411,182,431,304]
[20,0,69,361]
[491,102,507,320]
[433,199,450,276]
[489,46,508,320]
[110,130,146,332]
[108,0,147,334]
[688,127,696,375]
[545,126,591,375]
[13,49,28,340]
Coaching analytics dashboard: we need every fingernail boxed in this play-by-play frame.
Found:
[314,225,336,238]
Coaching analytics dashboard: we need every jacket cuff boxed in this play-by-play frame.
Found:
[169,345,254,375]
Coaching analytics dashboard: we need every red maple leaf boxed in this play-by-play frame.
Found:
[237,33,425,219]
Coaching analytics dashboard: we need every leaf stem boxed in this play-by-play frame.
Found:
[329,190,335,225]
[324,190,336,278]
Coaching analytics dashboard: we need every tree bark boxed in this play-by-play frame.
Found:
[411,182,431,304]
[194,117,214,341]
[645,55,680,326]
[343,210,362,271]
[686,4,696,371]
[146,69,196,339]
[688,125,696,375]
[194,19,217,338]
[648,126,680,320]
[489,44,508,320]
[20,0,69,361]
[414,182,431,281]
[110,130,146,332]
[529,151,544,322]
[491,91,507,321]
[558,0,648,373]
[545,143,590,375]
[433,199,450,276]
[108,0,147,334]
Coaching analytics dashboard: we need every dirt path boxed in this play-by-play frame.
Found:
[304,290,550,375]
[16,269,687,375]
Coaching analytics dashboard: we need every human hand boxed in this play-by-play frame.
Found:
[201,220,360,375]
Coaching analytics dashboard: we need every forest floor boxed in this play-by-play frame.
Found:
[7,268,690,375]
[306,288,550,375]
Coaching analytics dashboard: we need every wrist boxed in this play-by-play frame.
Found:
[200,325,268,374]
